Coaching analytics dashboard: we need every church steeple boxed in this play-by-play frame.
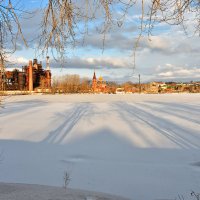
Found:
[92,70,97,92]
[93,71,96,80]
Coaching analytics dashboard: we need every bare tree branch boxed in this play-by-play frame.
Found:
[0,0,27,72]
[0,0,199,70]
[37,0,199,68]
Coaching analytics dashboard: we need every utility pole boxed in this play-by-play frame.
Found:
[139,74,141,94]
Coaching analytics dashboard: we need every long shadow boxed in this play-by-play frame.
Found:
[147,101,200,116]
[137,101,200,125]
[114,102,200,149]
[113,102,187,149]
[109,102,156,147]
[42,103,94,144]
[0,100,48,117]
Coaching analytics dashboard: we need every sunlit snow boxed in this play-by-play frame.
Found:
[0,94,200,200]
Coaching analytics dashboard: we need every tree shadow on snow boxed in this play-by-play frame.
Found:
[136,101,200,125]
[42,103,94,144]
[113,102,200,149]
[0,100,48,116]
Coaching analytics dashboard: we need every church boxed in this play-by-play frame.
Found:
[91,71,107,93]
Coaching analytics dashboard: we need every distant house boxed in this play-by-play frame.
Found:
[115,88,125,94]
[144,82,159,93]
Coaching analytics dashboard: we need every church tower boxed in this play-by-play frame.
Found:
[92,71,97,92]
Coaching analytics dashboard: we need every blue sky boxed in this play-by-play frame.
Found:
[7,0,200,83]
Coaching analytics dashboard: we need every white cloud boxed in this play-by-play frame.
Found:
[158,71,173,77]
[83,56,132,68]
[165,63,173,68]
[147,36,171,50]
[157,65,200,80]
[6,56,29,66]
[16,57,29,64]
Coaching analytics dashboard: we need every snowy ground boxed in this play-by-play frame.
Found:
[0,94,200,200]
[0,182,128,200]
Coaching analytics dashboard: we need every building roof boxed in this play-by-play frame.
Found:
[99,75,103,82]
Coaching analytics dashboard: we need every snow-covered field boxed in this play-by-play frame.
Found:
[0,182,128,200]
[0,94,200,200]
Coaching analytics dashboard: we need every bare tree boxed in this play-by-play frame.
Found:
[0,0,199,66]
[80,77,90,93]
[39,0,199,59]
[0,0,27,97]
[39,0,135,58]
[55,74,80,93]
[0,0,27,62]
[63,170,70,189]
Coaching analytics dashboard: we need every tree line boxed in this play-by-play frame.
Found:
[51,75,91,93]
[50,74,139,94]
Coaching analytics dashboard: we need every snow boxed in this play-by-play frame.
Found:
[0,182,128,200]
[0,94,200,200]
